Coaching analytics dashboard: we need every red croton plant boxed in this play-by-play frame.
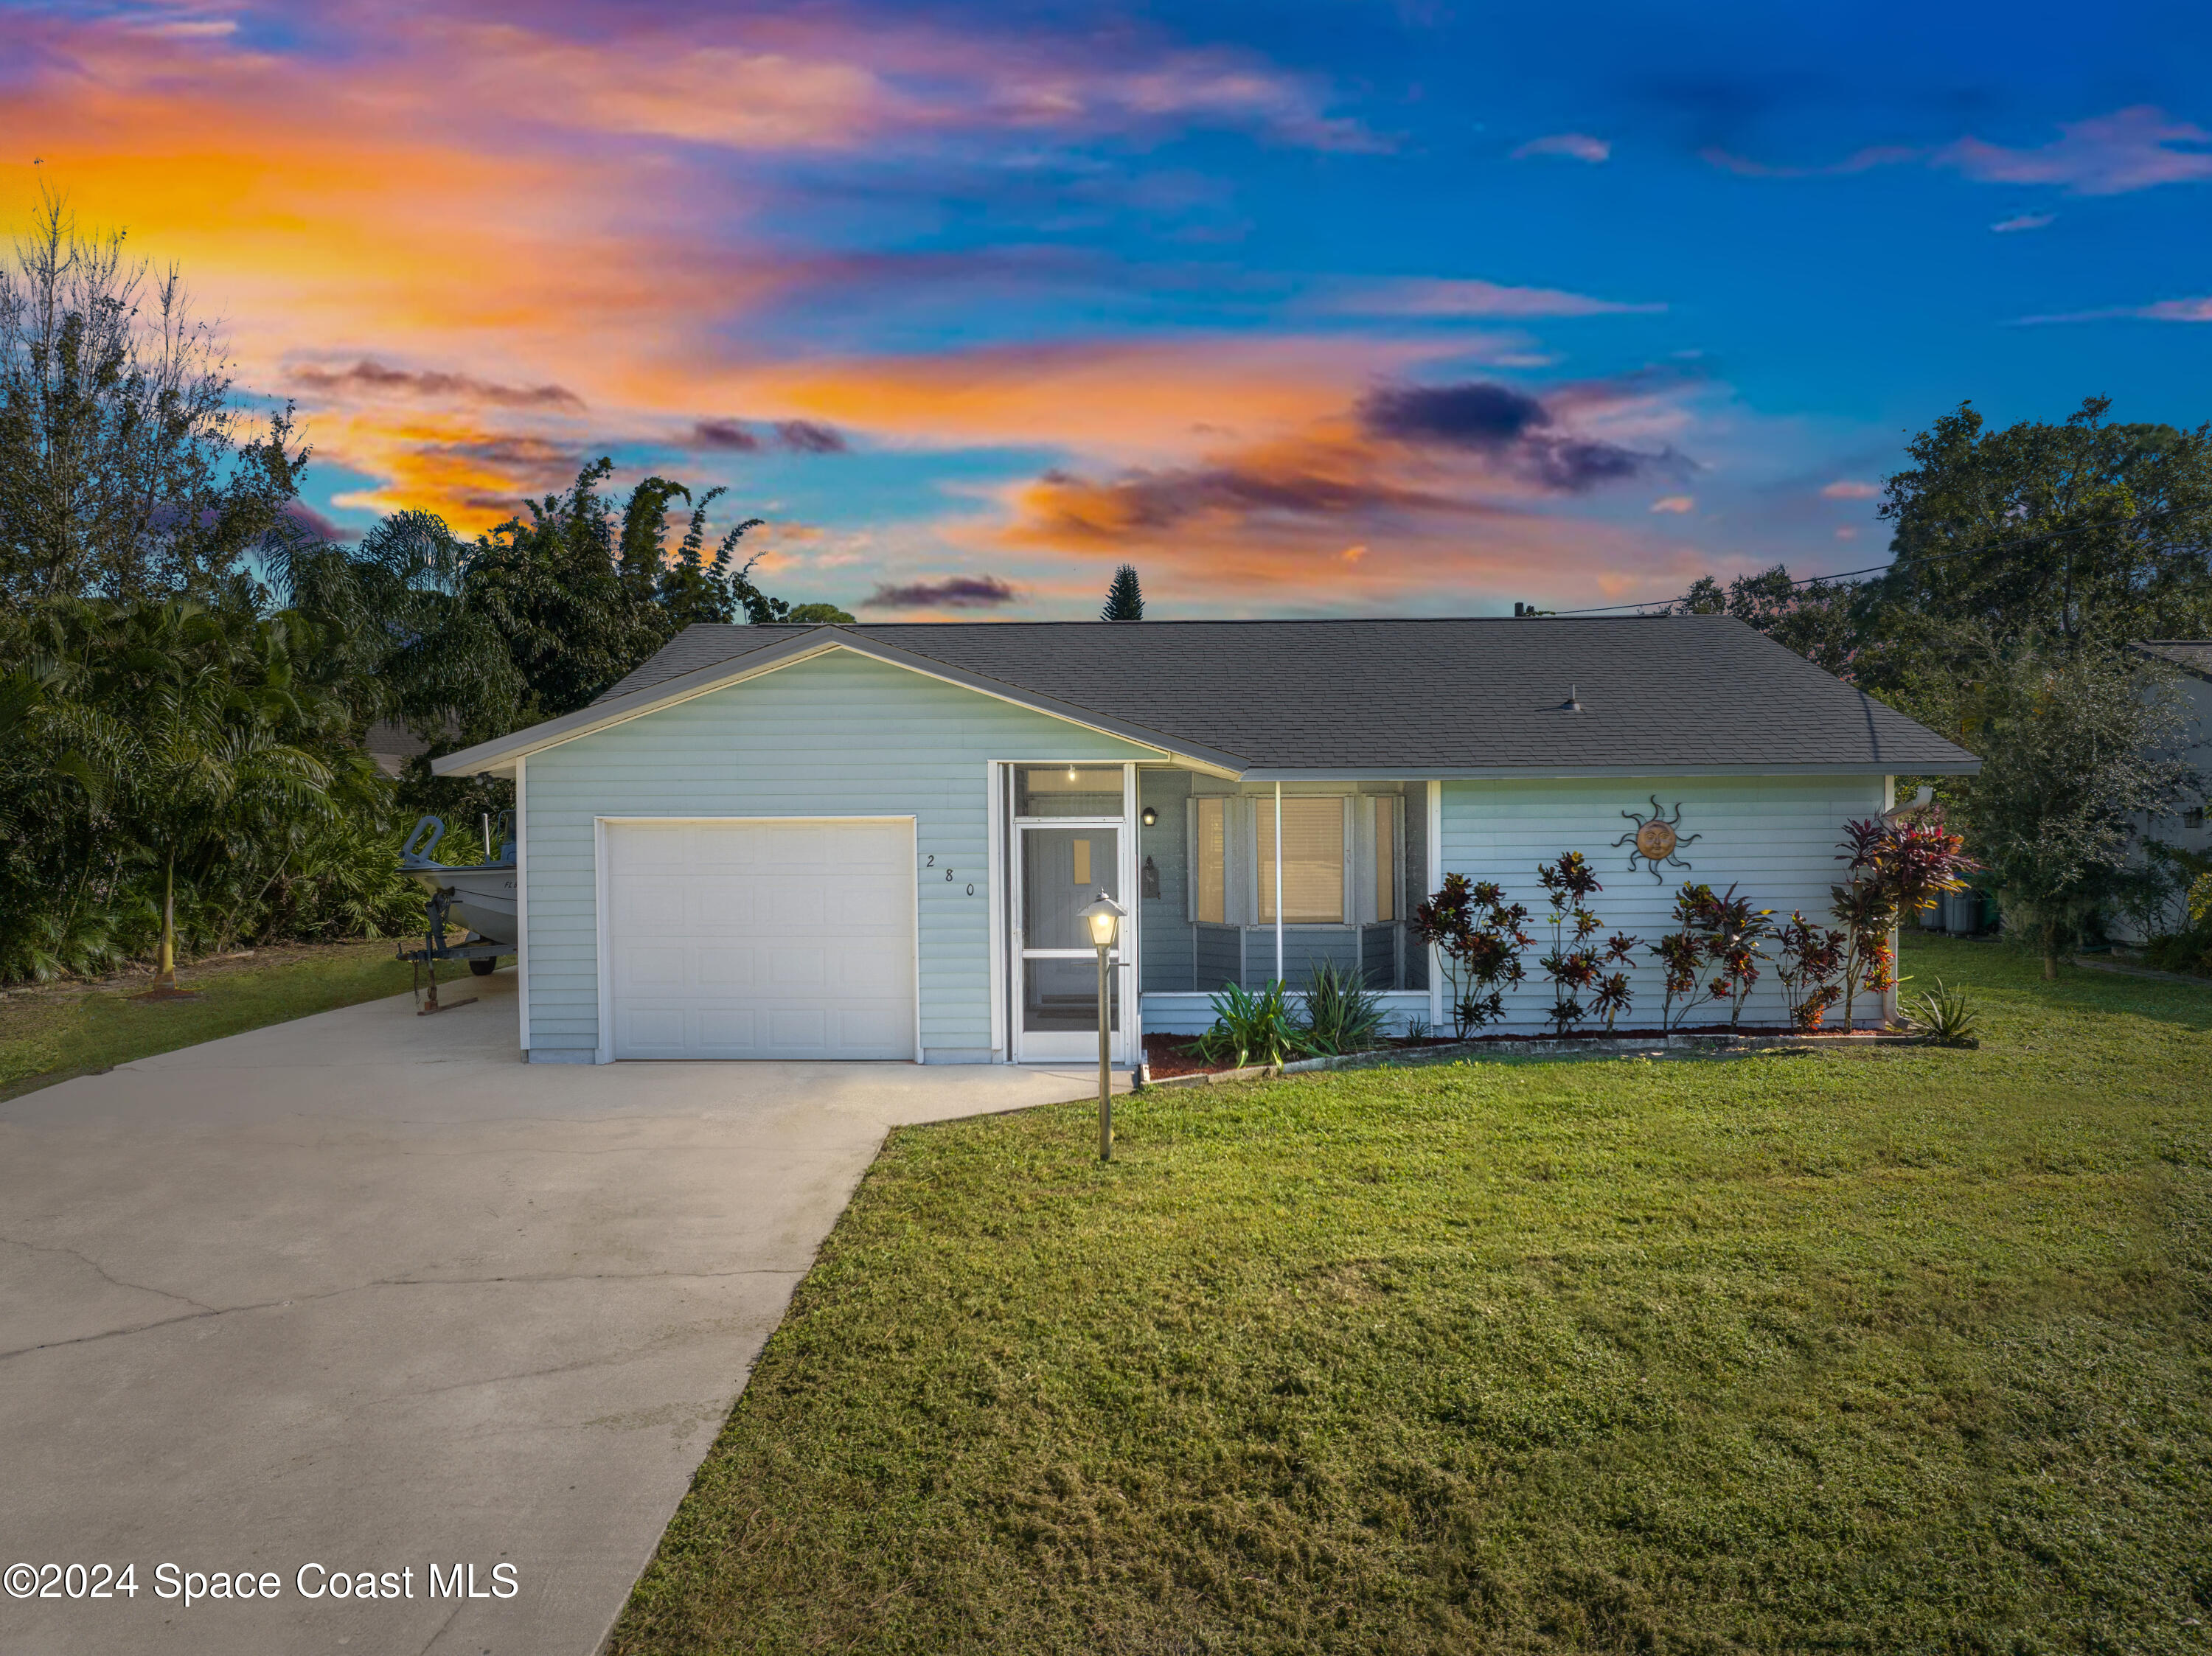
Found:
[1831,809,1977,1029]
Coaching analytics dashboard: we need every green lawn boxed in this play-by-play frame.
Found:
[613,936,2212,1655]
[0,941,419,1099]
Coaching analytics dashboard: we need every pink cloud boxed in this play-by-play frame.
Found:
[1512,133,1610,164]
[1937,107,2212,196]
[1820,479,1880,499]
[1703,108,2212,199]
[2015,296,2212,324]
[1327,278,1663,318]
[428,15,1377,155]
[1990,212,2056,233]
[1700,144,1919,179]
[1648,495,1694,513]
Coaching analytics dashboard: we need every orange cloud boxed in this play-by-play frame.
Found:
[741,335,1441,460]
[971,370,1710,610]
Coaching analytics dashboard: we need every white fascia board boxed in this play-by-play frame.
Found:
[432,629,1250,779]
[1237,759,1983,782]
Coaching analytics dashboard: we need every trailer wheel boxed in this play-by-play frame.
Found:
[469,956,498,977]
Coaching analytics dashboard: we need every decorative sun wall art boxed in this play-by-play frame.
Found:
[1613,796,1701,883]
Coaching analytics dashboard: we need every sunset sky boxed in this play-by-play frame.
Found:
[7,0,2209,618]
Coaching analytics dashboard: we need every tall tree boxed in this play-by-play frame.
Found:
[267,509,524,749]
[1958,645,2197,976]
[0,189,305,602]
[462,459,766,720]
[1675,566,1857,675]
[1,599,369,986]
[1868,397,2212,665]
[1102,565,1144,620]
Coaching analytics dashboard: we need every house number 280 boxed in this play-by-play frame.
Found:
[922,856,974,896]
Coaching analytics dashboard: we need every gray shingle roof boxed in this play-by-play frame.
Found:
[2134,640,2212,683]
[588,616,1978,774]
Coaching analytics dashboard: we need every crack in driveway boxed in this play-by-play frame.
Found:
[0,1234,219,1315]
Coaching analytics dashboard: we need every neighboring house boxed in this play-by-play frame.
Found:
[431,616,1980,1065]
[2113,641,2212,940]
[365,719,431,779]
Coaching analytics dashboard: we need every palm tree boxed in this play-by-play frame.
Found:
[58,600,339,991]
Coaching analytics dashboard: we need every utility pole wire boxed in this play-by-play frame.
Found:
[1542,507,2197,617]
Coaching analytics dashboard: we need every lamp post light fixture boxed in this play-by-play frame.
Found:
[1079,890,1127,1161]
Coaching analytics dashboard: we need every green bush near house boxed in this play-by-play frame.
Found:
[1193,980,1311,1070]
[612,935,2212,1655]
[2141,874,2212,977]
[2143,930,2212,977]
[1295,959,1388,1055]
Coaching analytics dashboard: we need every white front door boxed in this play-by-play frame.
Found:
[605,819,916,1060]
[1013,822,1130,1063]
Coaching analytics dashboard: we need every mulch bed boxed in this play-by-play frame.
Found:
[1142,1035,1222,1078]
[1145,1021,1870,1079]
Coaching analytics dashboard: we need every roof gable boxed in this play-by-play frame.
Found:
[431,630,1226,777]
[2133,640,2212,683]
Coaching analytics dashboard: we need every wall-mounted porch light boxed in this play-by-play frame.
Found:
[1141,806,1158,827]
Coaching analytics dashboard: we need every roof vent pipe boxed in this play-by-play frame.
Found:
[1561,683,1582,712]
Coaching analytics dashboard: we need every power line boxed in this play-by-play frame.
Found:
[1543,507,2193,617]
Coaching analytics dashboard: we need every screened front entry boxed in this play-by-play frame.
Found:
[1011,766,1133,1062]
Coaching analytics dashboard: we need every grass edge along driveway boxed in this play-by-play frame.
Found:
[0,942,422,1099]
[613,936,2212,1655]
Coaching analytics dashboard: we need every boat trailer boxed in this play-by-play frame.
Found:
[397,813,517,1016]
[397,890,507,1015]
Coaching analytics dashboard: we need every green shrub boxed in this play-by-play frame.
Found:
[1194,981,1313,1070]
[1904,977,1982,1045]
[2140,930,2212,977]
[1298,960,1387,1055]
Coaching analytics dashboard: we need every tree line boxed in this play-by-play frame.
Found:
[0,196,844,984]
[1674,395,2210,972]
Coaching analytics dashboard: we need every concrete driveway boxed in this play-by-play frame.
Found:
[0,972,1113,1655]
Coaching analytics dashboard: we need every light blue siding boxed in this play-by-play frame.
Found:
[523,650,1160,1058]
[1361,922,1398,989]
[1194,924,1241,991]
[1137,769,1194,992]
[1402,784,1428,992]
[1436,774,1887,1031]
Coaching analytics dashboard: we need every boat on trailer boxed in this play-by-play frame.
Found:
[397,815,516,1010]
[400,814,517,952]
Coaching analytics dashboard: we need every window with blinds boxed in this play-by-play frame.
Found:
[1188,793,1405,929]
[1259,796,1346,925]
[1371,796,1396,922]
[1192,797,1226,922]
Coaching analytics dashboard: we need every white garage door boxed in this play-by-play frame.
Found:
[606,819,916,1060]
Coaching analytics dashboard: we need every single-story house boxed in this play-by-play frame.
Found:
[432,616,1980,1064]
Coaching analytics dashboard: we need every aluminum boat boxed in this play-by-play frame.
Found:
[399,815,517,945]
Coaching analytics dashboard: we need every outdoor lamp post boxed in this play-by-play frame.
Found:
[1079,891,1127,1161]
